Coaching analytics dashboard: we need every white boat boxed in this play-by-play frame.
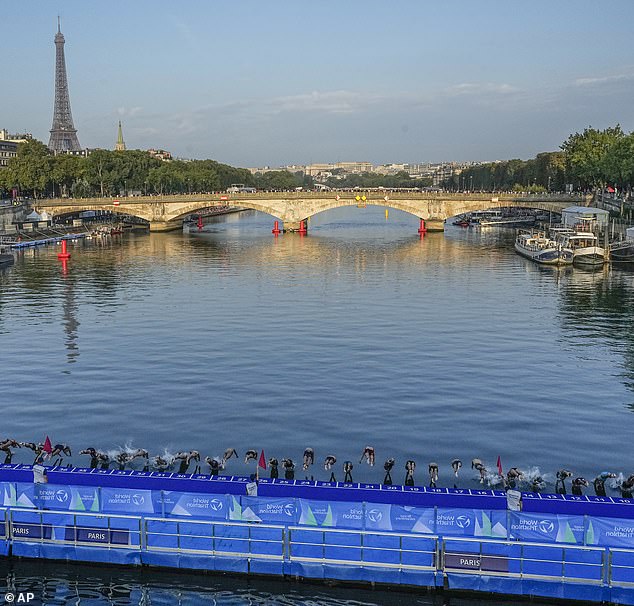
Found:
[555,231,607,266]
[514,231,573,265]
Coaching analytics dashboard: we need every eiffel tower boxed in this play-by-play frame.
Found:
[48,18,82,153]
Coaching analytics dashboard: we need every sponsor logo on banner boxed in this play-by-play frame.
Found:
[131,494,145,506]
[539,519,555,534]
[56,490,69,503]
[209,498,223,512]
[456,515,471,529]
[367,509,383,524]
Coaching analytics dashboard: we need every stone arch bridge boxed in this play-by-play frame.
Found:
[35,192,590,232]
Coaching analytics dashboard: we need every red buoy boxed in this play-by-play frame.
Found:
[298,220,307,235]
[418,219,427,235]
[57,239,71,260]
[272,220,281,235]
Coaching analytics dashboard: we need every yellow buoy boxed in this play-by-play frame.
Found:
[385,209,389,220]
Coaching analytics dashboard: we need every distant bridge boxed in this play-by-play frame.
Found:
[34,192,591,232]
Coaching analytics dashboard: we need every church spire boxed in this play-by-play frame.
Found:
[115,120,126,151]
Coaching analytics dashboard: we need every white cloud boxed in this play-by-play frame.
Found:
[574,74,633,87]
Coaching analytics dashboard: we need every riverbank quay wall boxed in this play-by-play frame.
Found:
[0,466,633,604]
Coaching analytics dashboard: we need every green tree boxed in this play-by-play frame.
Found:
[561,125,624,188]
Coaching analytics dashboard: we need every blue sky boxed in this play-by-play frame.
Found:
[4,1,634,166]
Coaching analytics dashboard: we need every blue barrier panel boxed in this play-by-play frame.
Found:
[586,515,634,548]
[298,499,363,529]
[522,544,564,578]
[401,536,436,567]
[214,523,249,554]
[179,521,213,552]
[249,525,284,556]
[146,519,178,549]
[162,491,229,520]
[610,549,634,584]
[363,533,401,565]
[509,511,585,544]
[238,496,298,525]
[289,528,323,559]
[563,547,604,582]
[323,531,361,562]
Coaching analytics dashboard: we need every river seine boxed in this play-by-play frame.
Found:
[0,205,632,604]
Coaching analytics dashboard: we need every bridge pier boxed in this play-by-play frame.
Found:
[149,220,183,232]
[283,220,306,233]
[423,219,445,232]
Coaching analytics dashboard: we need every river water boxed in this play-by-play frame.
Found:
[0,206,632,604]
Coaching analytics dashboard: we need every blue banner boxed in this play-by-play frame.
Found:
[364,503,435,533]
[162,491,229,520]
[298,499,364,529]
[435,508,507,538]
[238,496,298,524]
[36,484,100,512]
[509,511,584,544]
[586,516,634,548]
[14,483,37,508]
[101,487,156,514]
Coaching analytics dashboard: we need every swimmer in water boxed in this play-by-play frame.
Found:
[0,439,20,464]
[619,474,634,499]
[174,451,200,474]
[506,468,523,490]
[428,462,439,488]
[556,469,573,495]
[222,448,238,466]
[282,458,295,480]
[383,458,395,486]
[324,455,337,482]
[343,461,354,483]
[21,442,45,465]
[244,450,258,464]
[268,458,279,479]
[359,446,375,466]
[50,444,72,467]
[471,459,487,484]
[152,455,170,472]
[405,460,416,486]
[593,472,617,497]
[303,448,314,471]
[79,448,109,469]
[205,456,221,476]
[571,477,589,496]
[531,476,545,493]
[451,459,462,488]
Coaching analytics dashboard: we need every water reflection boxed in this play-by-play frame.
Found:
[0,560,550,606]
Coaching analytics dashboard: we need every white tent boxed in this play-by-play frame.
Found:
[25,210,42,221]
[626,227,634,241]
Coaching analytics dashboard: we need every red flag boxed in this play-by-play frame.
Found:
[496,456,503,476]
[43,436,52,454]
[258,450,267,470]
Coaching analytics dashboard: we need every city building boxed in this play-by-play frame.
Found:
[0,129,33,144]
[114,121,126,151]
[0,140,17,168]
[148,149,172,161]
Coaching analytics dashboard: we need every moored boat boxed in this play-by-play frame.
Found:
[610,227,634,264]
[514,230,573,265]
[556,231,607,266]
[0,245,14,267]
